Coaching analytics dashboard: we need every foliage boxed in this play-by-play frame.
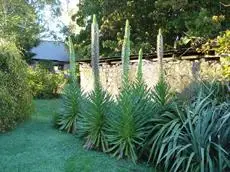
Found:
[217,30,230,81]
[78,15,113,152]
[158,94,230,172]
[106,82,152,163]
[56,37,82,134]
[78,87,113,152]
[220,57,230,80]
[0,41,33,132]
[57,81,83,134]
[28,63,65,99]
[216,30,230,54]
[143,79,230,171]
[71,0,230,58]
[0,0,42,62]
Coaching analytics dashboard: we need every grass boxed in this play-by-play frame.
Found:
[0,99,154,172]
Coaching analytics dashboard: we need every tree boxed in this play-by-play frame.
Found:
[0,0,61,62]
[71,0,230,59]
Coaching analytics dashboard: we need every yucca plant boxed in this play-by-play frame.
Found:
[56,37,83,134]
[158,94,230,172]
[78,15,113,152]
[106,22,152,162]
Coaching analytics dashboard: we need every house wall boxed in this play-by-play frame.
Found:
[79,56,222,95]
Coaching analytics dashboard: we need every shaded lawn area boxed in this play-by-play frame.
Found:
[0,99,154,172]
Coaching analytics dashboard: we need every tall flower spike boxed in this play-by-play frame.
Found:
[91,14,100,89]
[121,20,131,84]
[68,36,77,84]
[137,48,143,82]
[157,29,163,77]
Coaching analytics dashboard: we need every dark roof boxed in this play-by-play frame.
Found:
[78,48,219,64]
[31,41,69,62]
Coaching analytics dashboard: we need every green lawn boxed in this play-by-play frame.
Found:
[0,99,154,172]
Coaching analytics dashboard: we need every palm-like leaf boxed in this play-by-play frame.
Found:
[78,86,113,152]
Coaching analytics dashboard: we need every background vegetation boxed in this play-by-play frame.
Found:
[0,41,33,132]
[71,0,230,58]
[28,62,65,99]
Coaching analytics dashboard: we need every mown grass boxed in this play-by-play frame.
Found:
[0,99,154,172]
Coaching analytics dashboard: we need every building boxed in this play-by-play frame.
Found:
[31,40,69,70]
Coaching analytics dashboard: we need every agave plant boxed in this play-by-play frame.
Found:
[56,37,83,134]
[78,15,113,152]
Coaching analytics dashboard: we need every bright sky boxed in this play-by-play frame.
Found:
[41,0,80,41]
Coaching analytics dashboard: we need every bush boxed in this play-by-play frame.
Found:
[0,41,33,132]
[28,63,65,99]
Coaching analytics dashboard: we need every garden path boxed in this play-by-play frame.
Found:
[0,99,152,172]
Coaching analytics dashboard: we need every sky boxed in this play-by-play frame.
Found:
[40,0,80,41]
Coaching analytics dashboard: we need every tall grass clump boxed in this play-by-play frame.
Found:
[56,37,83,134]
[106,20,153,163]
[78,15,113,152]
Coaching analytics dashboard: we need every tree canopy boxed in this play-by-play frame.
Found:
[0,0,61,62]
[72,0,230,59]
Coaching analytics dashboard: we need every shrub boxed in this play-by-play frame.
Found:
[0,41,33,132]
[28,63,65,99]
